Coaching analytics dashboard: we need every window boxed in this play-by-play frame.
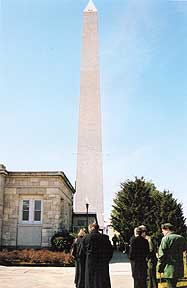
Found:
[34,200,41,221]
[20,199,43,224]
[22,200,29,221]
[77,219,86,227]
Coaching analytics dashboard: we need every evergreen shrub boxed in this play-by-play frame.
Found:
[51,228,74,253]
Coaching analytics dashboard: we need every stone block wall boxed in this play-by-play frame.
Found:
[0,169,75,248]
[0,165,8,246]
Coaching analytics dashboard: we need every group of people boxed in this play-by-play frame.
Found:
[71,222,186,288]
[71,222,113,288]
[129,223,186,288]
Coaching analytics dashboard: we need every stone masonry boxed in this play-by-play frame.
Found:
[75,0,104,227]
[0,164,75,248]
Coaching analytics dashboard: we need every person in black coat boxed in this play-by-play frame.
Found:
[82,222,113,288]
[102,233,114,288]
[72,228,86,288]
[129,226,149,288]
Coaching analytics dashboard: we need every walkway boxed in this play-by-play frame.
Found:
[110,250,133,288]
[0,251,133,288]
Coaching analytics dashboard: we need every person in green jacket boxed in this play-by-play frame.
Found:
[158,223,186,288]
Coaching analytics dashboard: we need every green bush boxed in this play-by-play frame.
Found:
[51,229,74,253]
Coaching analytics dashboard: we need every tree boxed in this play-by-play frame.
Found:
[111,177,186,243]
[159,190,186,236]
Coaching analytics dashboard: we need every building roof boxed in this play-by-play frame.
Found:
[5,169,75,193]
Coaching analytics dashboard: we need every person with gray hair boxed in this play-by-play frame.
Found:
[129,226,149,288]
[139,225,158,288]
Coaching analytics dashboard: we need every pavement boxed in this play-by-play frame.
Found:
[0,250,133,288]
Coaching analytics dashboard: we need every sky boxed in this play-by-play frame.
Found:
[1,0,187,221]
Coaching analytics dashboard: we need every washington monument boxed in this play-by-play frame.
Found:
[75,0,104,227]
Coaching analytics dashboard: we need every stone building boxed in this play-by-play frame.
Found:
[0,164,75,248]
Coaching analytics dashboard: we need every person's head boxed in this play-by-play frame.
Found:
[161,223,174,236]
[88,222,99,233]
[78,228,86,238]
[139,225,147,238]
[135,227,143,237]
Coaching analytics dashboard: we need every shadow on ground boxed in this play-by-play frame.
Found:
[110,250,129,264]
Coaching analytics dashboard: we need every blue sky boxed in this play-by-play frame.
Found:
[1,0,187,220]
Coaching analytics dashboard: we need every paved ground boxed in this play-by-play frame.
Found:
[0,251,133,288]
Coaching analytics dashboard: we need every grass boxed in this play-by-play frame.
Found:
[158,254,187,288]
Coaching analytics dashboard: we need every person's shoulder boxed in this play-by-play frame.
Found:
[102,234,109,239]
[131,236,143,245]
[143,237,149,243]
[102,234,112,244]
[167,232,182,239]
[85,232,92,238]
[136,236,146,241]
[174,233,186,243]
[83,233,91,241]
[86,231,100,239]
[139,236,149,244]
[164,232,185,244]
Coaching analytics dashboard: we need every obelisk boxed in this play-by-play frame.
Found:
[75,0,104,227]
